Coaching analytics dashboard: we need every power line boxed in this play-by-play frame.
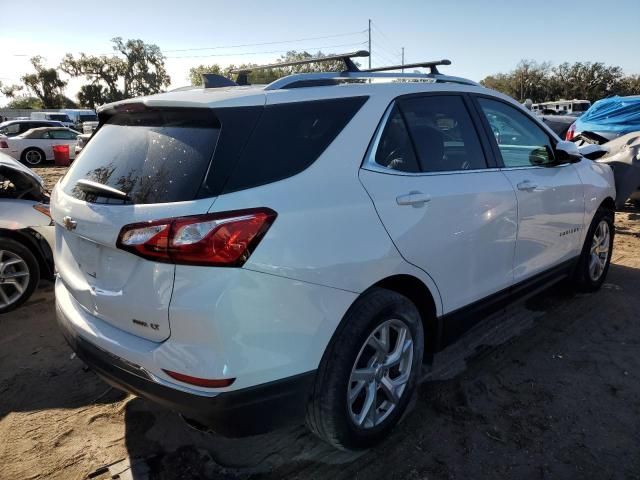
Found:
[373,41,401,62]
[165,41,368,59]
[163,30,367,53]
[11,30,368,59]
[370,22,398,48]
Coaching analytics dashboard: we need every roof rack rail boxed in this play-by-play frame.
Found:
[362,59,451,75]
[229,50,369,85]
[264,71,478,90]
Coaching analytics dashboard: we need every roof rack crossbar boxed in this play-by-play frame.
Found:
[362,59,451,75]
[229,50,369,85]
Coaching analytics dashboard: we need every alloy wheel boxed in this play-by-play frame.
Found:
[24,150,43,165]
[0,250,30,309]
[589,220,611,282]
[347,318,414,429]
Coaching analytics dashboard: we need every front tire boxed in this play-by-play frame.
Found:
[306,288,424,450]
[0,238,40,314]
[573,207,614,292]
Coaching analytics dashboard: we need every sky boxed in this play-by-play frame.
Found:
[1,0,639,105]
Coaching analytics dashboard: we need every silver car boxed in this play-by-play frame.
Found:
[0,153,55,313]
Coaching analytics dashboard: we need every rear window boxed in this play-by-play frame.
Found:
[63,109,220,204]
[79,114,98,122]
[214,96,367,194]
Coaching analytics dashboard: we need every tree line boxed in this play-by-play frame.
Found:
[0,38,171,109]
[5,41,637,111]
[0,44,345,110]
[480,60,640,103]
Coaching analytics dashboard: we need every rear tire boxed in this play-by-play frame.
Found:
[0,238,40,314]
[21,148,45,166]
[573,207,614,292]
[306,288,424,450]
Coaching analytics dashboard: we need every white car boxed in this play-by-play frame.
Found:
[52,55,616,450]
[0,153,55,313]
[0,127,79,166]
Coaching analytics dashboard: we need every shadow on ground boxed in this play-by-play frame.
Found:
[110,263,640,479]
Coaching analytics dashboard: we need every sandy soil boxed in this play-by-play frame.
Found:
[1,167,639,479]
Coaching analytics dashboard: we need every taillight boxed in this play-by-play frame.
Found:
[565,122,576,141]
[0,140,8,148]
[116,208,276,267]
[33,203,52,220]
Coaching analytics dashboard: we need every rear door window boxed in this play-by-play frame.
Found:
[372,95,487,173]
[398,95,487,172]
[63,109,220,204]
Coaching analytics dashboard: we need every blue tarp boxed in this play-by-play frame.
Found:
[576,96,640,134]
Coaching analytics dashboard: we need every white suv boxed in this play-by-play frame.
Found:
[52,55,616,450]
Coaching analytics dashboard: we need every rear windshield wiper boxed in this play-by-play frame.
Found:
[75,179,130,201]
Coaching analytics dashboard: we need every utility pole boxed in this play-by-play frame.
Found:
[401,47,405,72]
[368,19,371,69]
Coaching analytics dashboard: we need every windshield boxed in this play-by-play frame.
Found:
[79,114,98,122]
[572,103,591,112]
[62,108,220,205]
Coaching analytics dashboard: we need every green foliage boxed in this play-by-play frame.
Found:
[77,84,109,109]
[61,37,171,106]
[189,50,351,86]
[6,95,43,109]
[21,56,68,108]
[0,82,23,98]
[481,60,640,103]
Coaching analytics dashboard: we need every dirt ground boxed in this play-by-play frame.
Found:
[1,166,639,480]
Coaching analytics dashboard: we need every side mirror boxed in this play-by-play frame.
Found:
[555,140,582,164]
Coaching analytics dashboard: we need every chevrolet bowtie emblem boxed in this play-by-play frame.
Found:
[62,216,77,231]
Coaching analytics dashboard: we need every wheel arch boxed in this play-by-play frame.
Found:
[370,275,440,359]
[600,196,615,212]
[319,273,442,371]
[0,228,54,280]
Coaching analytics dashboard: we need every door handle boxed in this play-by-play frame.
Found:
[517,180,538,191]
[396,191,431,207]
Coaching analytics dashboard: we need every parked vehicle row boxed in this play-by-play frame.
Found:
[30,109,97,131]
[52,55,617,450]
[0,127,79,166]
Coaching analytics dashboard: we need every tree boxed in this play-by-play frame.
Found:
[550,62,623,101]
[112,37,171,97]
[189,50,353,86]
[60,53,125,103]
[480,60,552,102]
[481,60,636,103]
[618,74,640,96]
[6,96,43,109]
[0,82,23,99]
[188,64,225,86]
[77,84,108,108]
[21,56,67,108]
[61,37,171,105]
